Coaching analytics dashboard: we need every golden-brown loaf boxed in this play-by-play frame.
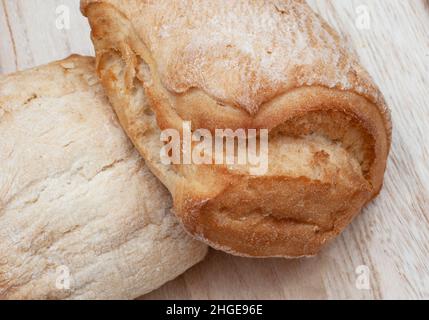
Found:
[82,0,392,257]
[0,55,207,299]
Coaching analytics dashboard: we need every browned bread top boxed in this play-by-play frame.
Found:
[82,1,392,257]
[81,0,390,140]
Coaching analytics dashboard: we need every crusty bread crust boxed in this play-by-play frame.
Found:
[82,0,392,257]
[0,55,207,299]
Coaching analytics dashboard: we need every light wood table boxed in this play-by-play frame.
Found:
[1,0,428,299]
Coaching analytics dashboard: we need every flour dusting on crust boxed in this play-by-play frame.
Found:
[82,0,388,118]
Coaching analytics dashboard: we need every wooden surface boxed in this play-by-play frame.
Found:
[1,0,428,300]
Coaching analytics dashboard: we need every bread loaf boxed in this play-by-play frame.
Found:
[82,0,392,257]
[0,55,207,299]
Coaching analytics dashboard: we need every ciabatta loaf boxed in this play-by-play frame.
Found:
[82,0,392,257]
[0,55,207,299]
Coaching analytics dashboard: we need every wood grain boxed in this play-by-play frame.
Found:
[0,0,428,299]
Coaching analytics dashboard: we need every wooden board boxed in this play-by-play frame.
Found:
[1,0,428,300]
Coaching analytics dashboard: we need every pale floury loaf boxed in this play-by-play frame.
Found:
[0,55,207,299]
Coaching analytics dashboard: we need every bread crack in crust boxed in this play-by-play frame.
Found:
[82,0,391,257]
